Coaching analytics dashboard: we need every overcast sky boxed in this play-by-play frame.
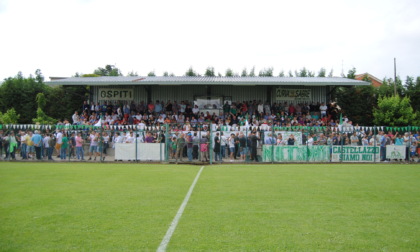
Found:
[0,0,419,82]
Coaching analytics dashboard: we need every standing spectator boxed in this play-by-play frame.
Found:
[200,134,209,162]
[380,131,387,161]
[125,132,135,143]
[287,134,295,146]
[350,132,359,146]
[170,137,177,159]
[186,133,194,161]
[88,131,98,161]
[239,132,248,161]
[20,131,28,159]
[144,132,155,143]
[43,133,53,160]
[26,131,35,159]
[307,134,314,146]
[213,132,221,162]
[228,133,235,161]
[175,133,185,163]
[61,133,68,160]
[403,132,411,162]
[220,132,227,159]
[75,132,85,160]
[192,132,200,160]
[410,137,417,162]
[0,130,3,159]
[69,132,76,159]
[103,132,110,156]
[32,130,42,160]
[7,132,18,160]
[55,130,63,158]
[249,131,260,162]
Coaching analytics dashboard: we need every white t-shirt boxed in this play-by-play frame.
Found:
[125,135,135,143]
[307,137,314,146]
[56,132,63,144]
[228,137,235,148]
[43,136,50,148]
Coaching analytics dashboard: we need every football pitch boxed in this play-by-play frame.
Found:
[0,163,419,251]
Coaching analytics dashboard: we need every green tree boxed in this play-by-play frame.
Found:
[346,67,356,79]
[0,71,47,123]
[94,65,122,76]
[33,93,56,124]
[288,70,293,77]
[308,70,315,77]
[0,108,20,124]
[204,67,215,77]
[378,77,404,97]
[373,95,416,126]
[335,85,377,125]
[225,68,234,77]
[258,67,273,77]
[249,67,256,77]
[33,107,57,125]
[328,69,334,77]
[147,71,156,77]
[36,93,47,109]
[82,74,100,77]
[241,68,248,77]
[44,85,88,121]
[297,67,308,77]
[404,76,420,113]
[127,71,138,76]
[185,67,198,77]
[278,70,285,77]
[318,68,326,77]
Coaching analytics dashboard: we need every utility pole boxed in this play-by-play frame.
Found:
[394,58,397,96]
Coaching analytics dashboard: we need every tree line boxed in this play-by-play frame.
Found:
[76,65,334,78]
[1,66,419,126]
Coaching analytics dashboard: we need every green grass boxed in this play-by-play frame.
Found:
[1,163,419,251]
[0,163,200,251]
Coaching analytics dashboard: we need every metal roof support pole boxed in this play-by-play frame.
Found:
[206,85,211,98]
[145,85,152,103]
[267,86,272,105]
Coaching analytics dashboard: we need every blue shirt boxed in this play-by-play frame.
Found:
[31,134,42,146]
[395,137,404,145]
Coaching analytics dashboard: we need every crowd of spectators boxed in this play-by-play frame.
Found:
[68,99,344,129]
[1,100,419,162]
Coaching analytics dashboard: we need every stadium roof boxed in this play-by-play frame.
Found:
[47,76,369,86]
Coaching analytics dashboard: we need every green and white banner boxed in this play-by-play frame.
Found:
[262,145,330,162]
[386,145,406,160]
[263,131,303,145]
[331,146,380,162]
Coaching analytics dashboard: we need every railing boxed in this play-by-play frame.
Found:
[0,124,418,163]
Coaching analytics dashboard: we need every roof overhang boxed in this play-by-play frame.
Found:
[47,76,370,86]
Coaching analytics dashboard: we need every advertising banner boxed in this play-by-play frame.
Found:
[386,145,406,160]
[331,146,380,162]
[98,88,134,100]
[262,145,330,162]
[276,88,311,101]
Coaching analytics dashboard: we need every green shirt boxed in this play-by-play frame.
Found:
[62,137,68,149]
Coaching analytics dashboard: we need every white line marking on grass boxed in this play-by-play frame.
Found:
[157,166,205,252]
